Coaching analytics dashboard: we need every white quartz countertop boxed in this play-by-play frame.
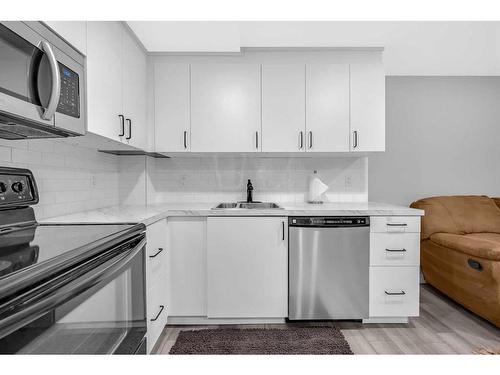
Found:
[40,202,424,226]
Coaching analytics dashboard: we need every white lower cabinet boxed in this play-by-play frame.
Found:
[162,215,420,325]
[368,216,421,320]
[206,217,288,318]
[168,217,207,317]
[145,219,168,353]
[369,267,420,317]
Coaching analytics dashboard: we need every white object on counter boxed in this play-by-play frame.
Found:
[308,170,329,204]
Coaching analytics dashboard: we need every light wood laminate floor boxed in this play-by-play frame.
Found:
[153,285,500,354]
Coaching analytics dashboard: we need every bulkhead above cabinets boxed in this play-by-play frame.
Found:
[153,50,385,155]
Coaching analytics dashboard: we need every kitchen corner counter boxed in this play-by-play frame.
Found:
[40,202,424,226]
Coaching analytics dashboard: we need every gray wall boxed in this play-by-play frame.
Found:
[369,77,500,206]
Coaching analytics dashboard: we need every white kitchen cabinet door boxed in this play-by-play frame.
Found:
[190,64,261,152]
[262,64,305,152]
[168,218,207,317]
[44,21,87,55]
[306,64,350,152]
[86,22,124,142]
[154,64,191,152]
[350,63,385,152]
[121,29,147,150]
[207,217,288,318]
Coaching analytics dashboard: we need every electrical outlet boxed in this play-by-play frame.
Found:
[345,176,352,190]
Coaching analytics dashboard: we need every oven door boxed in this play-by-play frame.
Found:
[0,235,147,354]
[0,21,85,139]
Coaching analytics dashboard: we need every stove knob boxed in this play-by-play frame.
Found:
[0,182,6,193]
[11,182,23,193]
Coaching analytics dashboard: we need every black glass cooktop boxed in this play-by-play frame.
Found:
[0,223,140,280]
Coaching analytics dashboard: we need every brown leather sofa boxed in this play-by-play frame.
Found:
[410,195,500,327]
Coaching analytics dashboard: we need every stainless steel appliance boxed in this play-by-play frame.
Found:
[0,167,146,354]
[0,22,86,139]
[288,216,370,320]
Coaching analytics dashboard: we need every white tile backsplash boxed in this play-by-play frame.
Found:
[147,156,368,204]
[0,136,123,220]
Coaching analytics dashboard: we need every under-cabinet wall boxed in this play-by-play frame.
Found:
[146,156,368,204]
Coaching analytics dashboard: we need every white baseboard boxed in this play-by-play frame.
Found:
[362,317,409,324]
[167,316,287,325]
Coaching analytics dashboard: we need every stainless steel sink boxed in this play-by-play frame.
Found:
[212,202,282,210]
[213,203,238,209]
[238,202,282,209]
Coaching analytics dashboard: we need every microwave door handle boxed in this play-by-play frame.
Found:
[39,41,61,121]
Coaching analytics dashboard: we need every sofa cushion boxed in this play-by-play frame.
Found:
[466,232,500,244]
[411,195,500,239]
[430,232,500,261]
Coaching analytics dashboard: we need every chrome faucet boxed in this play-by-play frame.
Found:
[246,179,253,203]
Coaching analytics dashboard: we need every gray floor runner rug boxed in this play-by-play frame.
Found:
[169,327,353,355]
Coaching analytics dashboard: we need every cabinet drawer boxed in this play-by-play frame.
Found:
[369,267,419,317]
[147,245,167,288]
[370,233,420,266]
[370,216,420,233]
[147,282,168,353]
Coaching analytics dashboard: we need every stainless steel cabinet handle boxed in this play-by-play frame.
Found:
[385,248,407,252]
[150,305,165,321]
[386,223,408,227]
[40,41,61,121]
[353,131,358,149]
[308,131,313,149]
[149,248,164,258]
[282,221,285,241]
[126,119,132,140]
[118,115,125,136]
[183,131,188,149]
[384,291,406,296]
[299,131,303,149]
[255,131,259,149]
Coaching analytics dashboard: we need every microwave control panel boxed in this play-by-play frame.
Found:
[56,63,80,118]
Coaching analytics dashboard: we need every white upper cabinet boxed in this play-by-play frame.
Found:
[87,22,124,142]
[306,64,350,152]
[44,21,87,55]
[190,64,261,152]
[122,30,147,150]
[350,63,385,152]
[87,22,147,149]
[261,64,305,152]
[154,63,191,152]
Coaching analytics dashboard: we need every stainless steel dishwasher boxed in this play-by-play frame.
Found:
[288,216,370,320]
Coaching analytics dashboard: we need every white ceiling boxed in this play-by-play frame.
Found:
[127,21,500,76]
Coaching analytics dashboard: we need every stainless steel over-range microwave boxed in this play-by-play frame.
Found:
[0,21,86,139]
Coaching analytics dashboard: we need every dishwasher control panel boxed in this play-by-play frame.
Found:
[289,216,369,227]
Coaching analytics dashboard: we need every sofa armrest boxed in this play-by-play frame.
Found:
[493,197,500,210]
[430,233,500,261]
